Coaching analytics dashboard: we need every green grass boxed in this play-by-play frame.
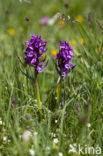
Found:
[0,0,103,156]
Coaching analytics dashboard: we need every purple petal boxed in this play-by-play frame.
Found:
[37,67,42,72]
[38,61,43,67]
[62,71,67,77]
[37,61,48,73]
[69,62,75,68]
[24,52,28,56]
[29,39,34,44]
[27,51,34,57]
[65,64,71,70]
[39,46,44,52]
[59,41,65,49]
[29,45,34,50]
[25,41,30,45]
[69,51,74,56]
[31,58,36,64]
[72,20,78,23]
[41,42,47,47]
[30,34,36,39]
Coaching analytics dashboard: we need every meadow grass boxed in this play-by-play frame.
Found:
[0,0,103,155]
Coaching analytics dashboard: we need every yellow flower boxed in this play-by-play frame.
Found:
[0,50,2,56]
[80,38,84,44]
[58,19,66,28]
[70,40,76,46]
[76,15,83,23]
[51,49,58,57]
[7,28,16,36]
[43,53,47,59]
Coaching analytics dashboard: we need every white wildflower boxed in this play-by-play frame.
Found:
[51,132,56,137]
[46,146,50,150]
[67,15,70,20]
[53,138,59,144]
[19,0,22,3]
[33,131,38,135]
[22,130,32,142]
[29,149,35,156]
[8,139,11,142]
[87,123,91,128]
[3,136,7,141]
[59,152,63,156]
[0,120,3,125]
[55,120,58,123]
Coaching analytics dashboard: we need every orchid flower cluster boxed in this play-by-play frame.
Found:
[24,34,74,77]
[54,41,74,77]
[24,34,48,75]
[23,34,75,110]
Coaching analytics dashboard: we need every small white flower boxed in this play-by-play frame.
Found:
[0,120,3,125]
[55,97,57,100]
[19,0,22,2]
[22,130,32,142]
[59,152,63,156]
[57,13,62,19]
[67,16,70,20]
[29,149,35,156]
[87,123,91,128]
[51,132,56,137]
[55,120,58,123]
[33,131,38,135]
[46,146,50,150]
[53,138,59,144]
[3,136,7,141]
[8,139,11,142]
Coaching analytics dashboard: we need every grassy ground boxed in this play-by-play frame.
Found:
[0,0,103,156]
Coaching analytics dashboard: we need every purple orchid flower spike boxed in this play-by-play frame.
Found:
[24,34,48,75]
[54,41,75,77]
[24,34,48,110]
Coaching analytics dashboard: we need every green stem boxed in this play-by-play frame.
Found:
[35,71,42,110]
[56,76,62,105]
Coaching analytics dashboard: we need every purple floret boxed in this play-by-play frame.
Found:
[24,34,48,74]
[54,41,75,77]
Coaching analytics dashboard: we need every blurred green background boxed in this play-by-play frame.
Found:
[0,0,103,156]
